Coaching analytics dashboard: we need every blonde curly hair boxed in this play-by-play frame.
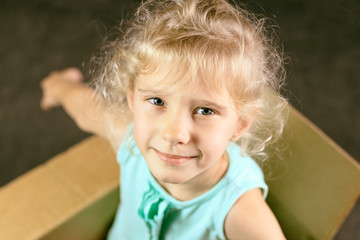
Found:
[88,0,288,163]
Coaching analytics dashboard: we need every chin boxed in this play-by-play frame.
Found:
[154,170,190,185]
[161,178,187,185]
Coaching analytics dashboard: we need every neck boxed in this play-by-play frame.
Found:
[160,153,229,201]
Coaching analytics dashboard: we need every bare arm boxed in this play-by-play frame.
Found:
[40,68,129,150]
[224,188,286,240]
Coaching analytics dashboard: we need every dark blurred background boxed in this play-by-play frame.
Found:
[0,0,358,239]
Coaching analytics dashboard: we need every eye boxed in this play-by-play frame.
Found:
[196,107,215,115]
[148,97,165,106]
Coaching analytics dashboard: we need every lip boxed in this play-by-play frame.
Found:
[154,149,196,165]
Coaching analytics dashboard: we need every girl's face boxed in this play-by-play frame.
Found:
[127,71,252,196]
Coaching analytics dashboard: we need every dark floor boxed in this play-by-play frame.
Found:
[0,0,359,239]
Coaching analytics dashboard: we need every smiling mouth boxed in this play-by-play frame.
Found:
[154,149,196,165]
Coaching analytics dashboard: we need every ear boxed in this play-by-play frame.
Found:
[126,90,134,112]
[230,109,258,142]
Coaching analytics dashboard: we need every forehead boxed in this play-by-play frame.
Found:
[135,68,230,100]
[135,56,233,95]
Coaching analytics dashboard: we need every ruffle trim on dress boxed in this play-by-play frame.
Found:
[138,182,173,239]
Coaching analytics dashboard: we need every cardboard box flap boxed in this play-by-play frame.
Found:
[0,136,119,240]
[266,106,360,239]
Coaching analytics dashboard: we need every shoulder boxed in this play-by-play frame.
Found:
[225,143,269,198]
[224,188,286,240]
[227,142,266,180]
[115,123,143,166]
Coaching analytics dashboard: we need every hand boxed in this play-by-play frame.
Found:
[40,68,84,111]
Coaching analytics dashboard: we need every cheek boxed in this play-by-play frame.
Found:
[132,104,161,148]
[197,124,233,158]
[132,108,150,148]
[203,119,235,141]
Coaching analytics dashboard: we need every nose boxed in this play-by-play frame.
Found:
[160,110,191,145]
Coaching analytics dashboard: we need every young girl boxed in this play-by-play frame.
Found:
[41,0,287,239]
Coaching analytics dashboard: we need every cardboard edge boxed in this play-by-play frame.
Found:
[287,105,360,239]
[289,105,359,167]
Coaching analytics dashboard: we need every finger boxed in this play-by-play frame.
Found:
[40,92,55,111]
[64,68,84,83]
[40,97,49,111]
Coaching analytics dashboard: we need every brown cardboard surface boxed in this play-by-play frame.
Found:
[266,106,360,240]
[39,188,119,240]
[0,136,119,240]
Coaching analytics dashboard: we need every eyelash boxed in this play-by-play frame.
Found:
[195,107,215,115]
[148,97,165,106]
[147,97,215,116]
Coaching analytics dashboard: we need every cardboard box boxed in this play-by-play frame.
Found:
[0,137,119,240]
[0,106,359,239]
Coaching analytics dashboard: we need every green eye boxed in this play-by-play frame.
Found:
[149,97,165,106]
[197,107,214,115]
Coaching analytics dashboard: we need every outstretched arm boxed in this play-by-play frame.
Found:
[40,68,129,150]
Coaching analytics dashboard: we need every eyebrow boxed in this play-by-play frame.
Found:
[137,88,167,95]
